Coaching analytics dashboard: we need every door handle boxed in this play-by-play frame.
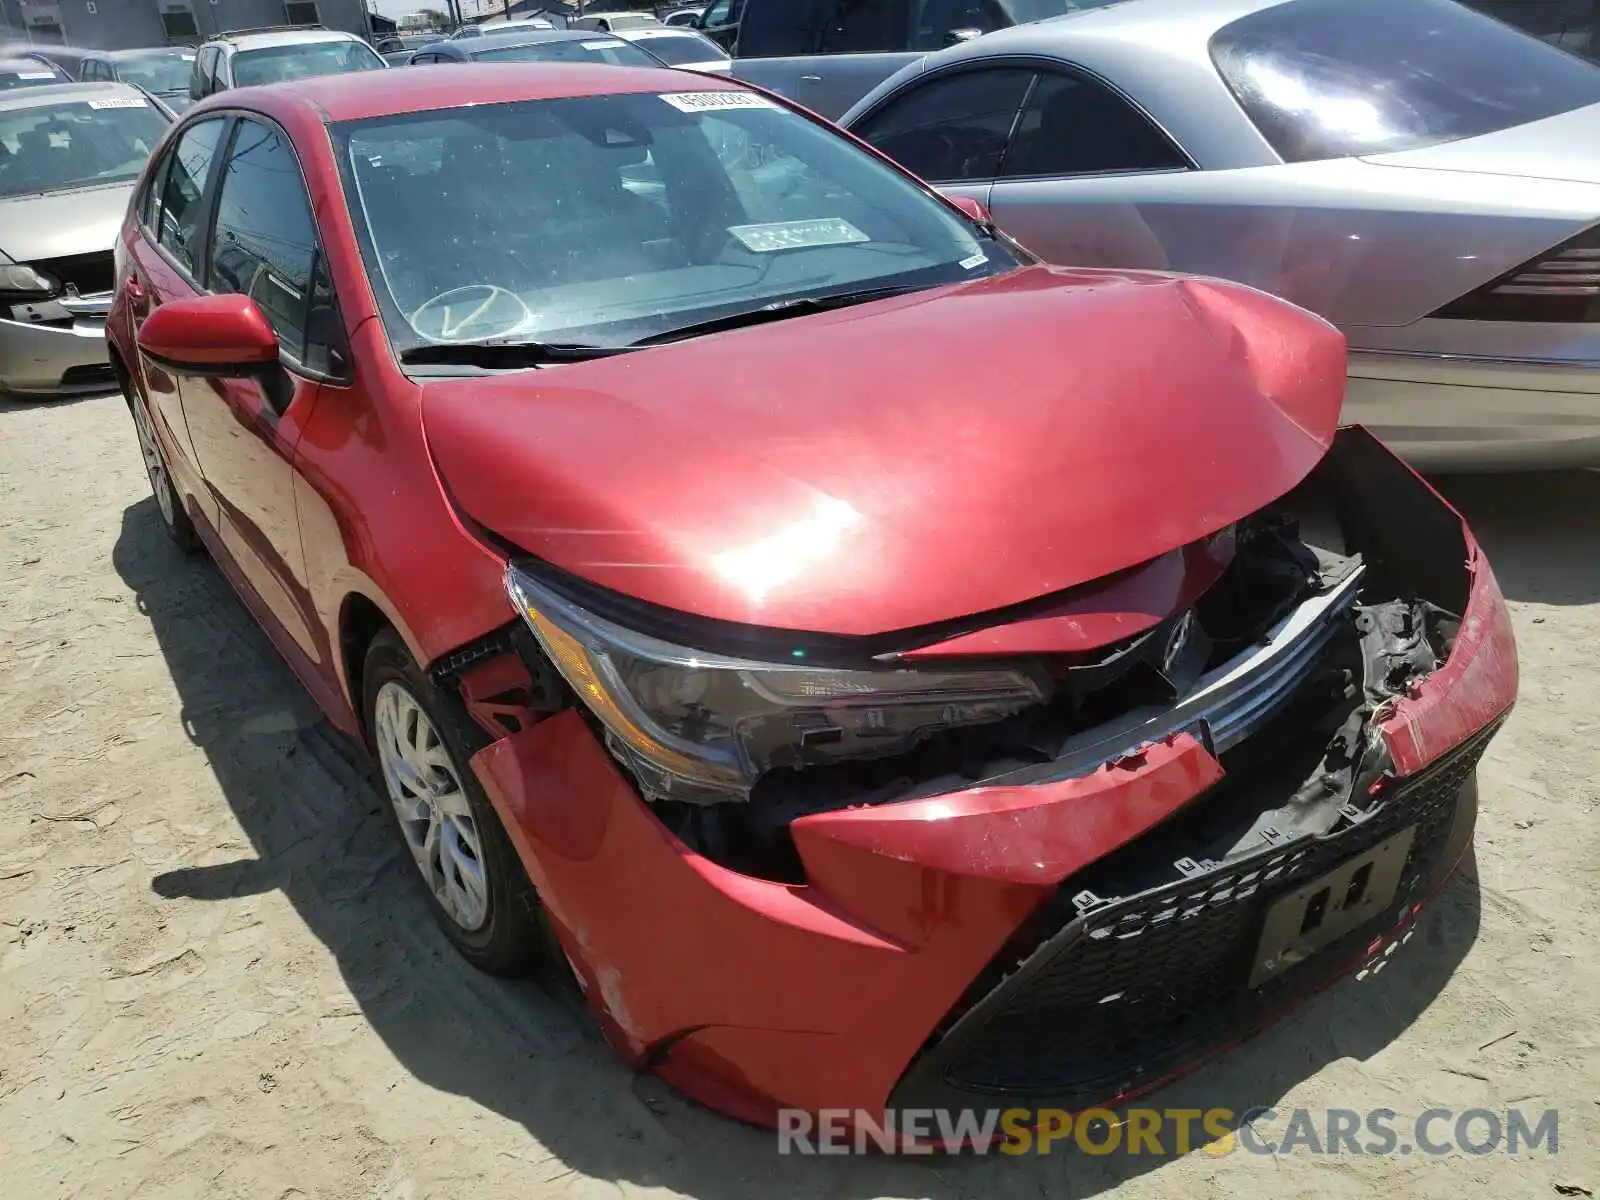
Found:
[799,74,822,83]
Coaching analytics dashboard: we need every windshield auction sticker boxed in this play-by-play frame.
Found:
[660,91,776,112]
[728,218,869,253]
[87,97,149,109]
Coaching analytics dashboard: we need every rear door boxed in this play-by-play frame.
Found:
[178,115,335,673]
[130,115,230,511]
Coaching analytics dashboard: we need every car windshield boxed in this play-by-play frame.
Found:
[232,40,387,87]
[632,32,723,64]
[0,65,61,90]
[0,96,169,197]
[114,51,195,93]
[472,37,658,66]
[338,89,1011,355]
[1211,0,1600,162]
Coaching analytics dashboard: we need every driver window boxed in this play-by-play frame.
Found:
[155,117,226,274]
[909,0,1006,48]
[207,118,323,364]
[818,0,910,52]
[851,67,1033,182]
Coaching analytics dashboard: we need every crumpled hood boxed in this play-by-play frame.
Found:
[0,181,133,264]
[423,265,1346,637]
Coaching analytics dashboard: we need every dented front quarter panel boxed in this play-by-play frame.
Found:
[469,715,1224,1117]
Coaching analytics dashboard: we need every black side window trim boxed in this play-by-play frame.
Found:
[203,112,352,385]
[855,56,1197,183]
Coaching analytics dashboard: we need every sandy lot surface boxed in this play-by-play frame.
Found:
[0,391,1596,1199]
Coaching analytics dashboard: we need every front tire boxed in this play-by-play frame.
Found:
[125,390,200,553]
[363,629,543,977]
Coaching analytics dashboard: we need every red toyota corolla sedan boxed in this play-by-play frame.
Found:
[108,65,1516,1137]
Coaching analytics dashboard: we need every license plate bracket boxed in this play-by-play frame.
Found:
[1249,825,1415,988]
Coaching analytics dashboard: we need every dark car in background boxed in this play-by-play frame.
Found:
[407,27,664,66]
[376,33,442,65]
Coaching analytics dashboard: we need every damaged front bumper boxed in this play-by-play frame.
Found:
[468,427,1517,1129]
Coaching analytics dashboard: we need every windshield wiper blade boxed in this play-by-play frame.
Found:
[400,340,634,368]
[630,284,930,347]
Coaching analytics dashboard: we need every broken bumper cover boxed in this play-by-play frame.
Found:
[467,430,1517,1128]
[0,295,116,397]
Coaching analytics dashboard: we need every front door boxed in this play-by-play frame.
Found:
[176,116,330,676]
[131,115,229,524]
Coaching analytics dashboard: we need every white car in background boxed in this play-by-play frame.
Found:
[571,10,663,31]
[613,25,731,71]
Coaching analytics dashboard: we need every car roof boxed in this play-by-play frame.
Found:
[0,79,153,113]
[617,26,704,37]
[211,28,363,50]
[467,27,594,48]
[242,60,742,122]
[99,46,195,61]
[0,55,59,71]
[937,0,1281,54]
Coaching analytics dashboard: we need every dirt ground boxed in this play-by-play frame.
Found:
[0,391,1596,1199]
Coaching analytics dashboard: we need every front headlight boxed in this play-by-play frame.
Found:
[0,263,60,301]
[507,564,1049,804]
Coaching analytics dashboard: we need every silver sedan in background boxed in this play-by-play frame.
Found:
[0,83,171,398]
[841,0,1600,469]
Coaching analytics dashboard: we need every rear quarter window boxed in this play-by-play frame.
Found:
[1210,0,1600,162]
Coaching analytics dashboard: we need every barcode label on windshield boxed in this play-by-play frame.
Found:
[17,71,56,79]
[87,96,149,109]
[660,91,775,113]
[728,218,869,253]
[581,39,616,48]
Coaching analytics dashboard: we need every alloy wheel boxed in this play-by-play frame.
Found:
[373,680,490,931]
[131,401,176,528]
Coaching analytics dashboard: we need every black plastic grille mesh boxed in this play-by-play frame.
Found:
[938,727,1490,1102]
[36,251,115,297]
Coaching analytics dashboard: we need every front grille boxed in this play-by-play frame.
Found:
[35,251,115,298]
[893,723,1494,1110]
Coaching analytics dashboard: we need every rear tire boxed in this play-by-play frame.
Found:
[363,629,543,977]
[124,385,200,554]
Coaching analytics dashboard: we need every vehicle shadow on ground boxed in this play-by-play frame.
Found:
[1430,469,1600,605]
[116,496,1484,1198]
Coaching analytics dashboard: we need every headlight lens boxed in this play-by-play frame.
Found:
[0,263,60,300]
[506,564,1049,804]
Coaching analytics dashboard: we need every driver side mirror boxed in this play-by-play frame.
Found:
[138,294,279,378]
